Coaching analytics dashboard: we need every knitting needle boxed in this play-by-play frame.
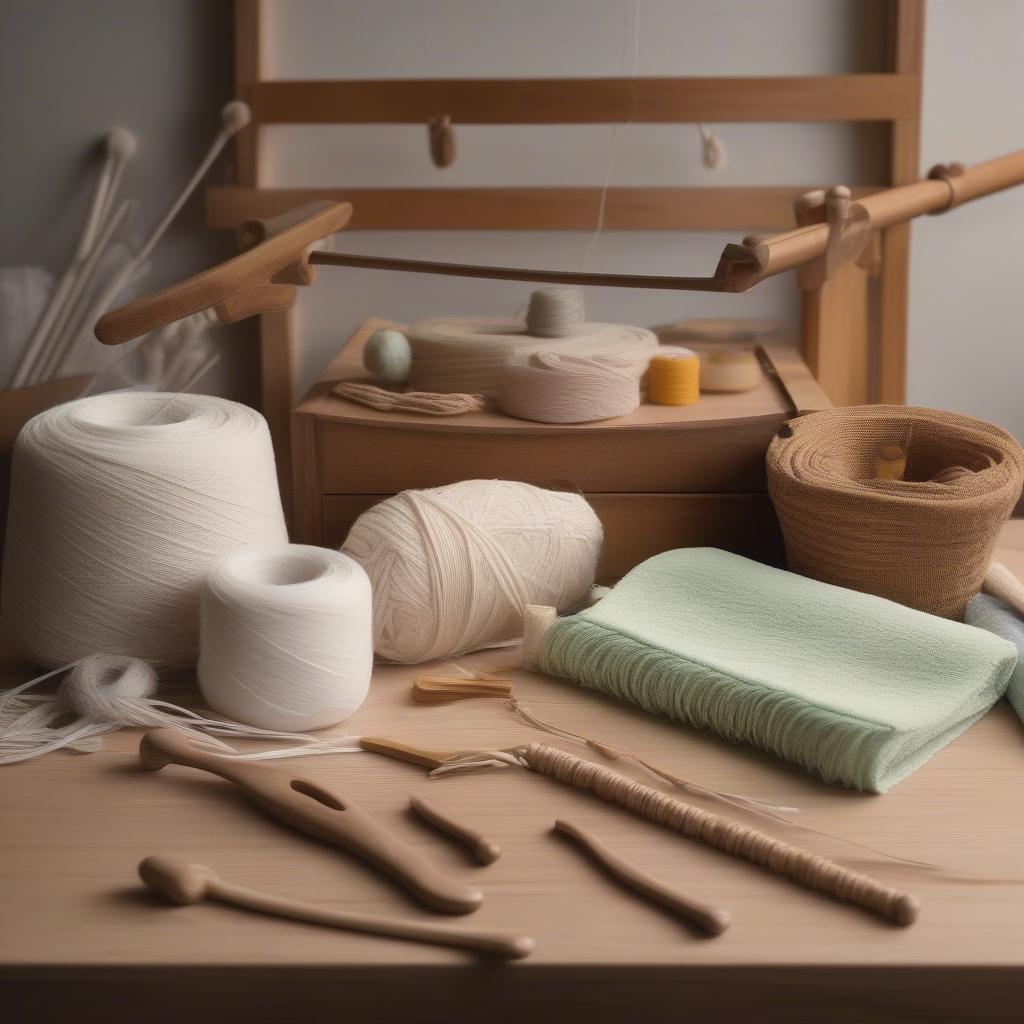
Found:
[410,795,502,865]
[11,128,136,388]
[48,102,252,383]
[139,856,533,960]
[555,819,731,937]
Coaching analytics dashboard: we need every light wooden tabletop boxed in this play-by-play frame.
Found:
[2,527,1023,1023]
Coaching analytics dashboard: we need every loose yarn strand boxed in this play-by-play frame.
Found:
[0,655,362,765]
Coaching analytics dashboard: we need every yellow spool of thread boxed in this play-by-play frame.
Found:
[647,348,700,406]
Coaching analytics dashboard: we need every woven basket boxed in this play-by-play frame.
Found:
[767,405,1024,619]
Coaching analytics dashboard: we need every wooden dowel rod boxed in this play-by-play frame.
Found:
[309,251,725,292]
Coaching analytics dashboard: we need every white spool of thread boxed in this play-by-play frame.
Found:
[199,544,373,732]
[2,392,287,668]
[498,351,640,423]
[342,480,603,664]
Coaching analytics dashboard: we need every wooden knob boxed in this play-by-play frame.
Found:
[139,856,217,905]
[429,115,456,168]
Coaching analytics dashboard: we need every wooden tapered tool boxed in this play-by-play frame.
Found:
[410,796,502,865]
[139,729,482,915]
[555,819,731,937]
[138,856,532,960]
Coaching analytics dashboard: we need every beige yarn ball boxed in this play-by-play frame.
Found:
[341,480,603,664]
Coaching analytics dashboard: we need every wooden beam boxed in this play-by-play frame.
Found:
[877,0,925,404]
[207,186,883,233]
[252,75,918,125]
[232,0,261,186]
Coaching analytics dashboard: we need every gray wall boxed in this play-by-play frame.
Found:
[0,0,256,403]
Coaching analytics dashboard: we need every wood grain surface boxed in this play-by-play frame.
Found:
[1,528,1023,1023]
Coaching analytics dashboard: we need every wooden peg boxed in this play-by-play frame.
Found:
[429,115,456,168]
[410,796,502,865]
[555,819,731,937]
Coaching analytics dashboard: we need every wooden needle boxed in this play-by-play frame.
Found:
[138,856,533,960]
[555,819,731,937]
[410,796,502,864]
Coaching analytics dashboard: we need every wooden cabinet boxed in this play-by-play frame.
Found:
[291,319,830,579]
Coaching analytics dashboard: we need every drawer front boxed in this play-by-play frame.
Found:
[317,418,783,495]
[320,492,783,582]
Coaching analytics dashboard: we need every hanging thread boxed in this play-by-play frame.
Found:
[0,654,362,765]
[342,480,603,664]
[647,347,700,405]
[2,392,287,668]
[199,544,374,732]
[497,351,640,423]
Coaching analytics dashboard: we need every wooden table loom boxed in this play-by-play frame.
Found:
[3,521,1024,1023]
[96,146,1024,535]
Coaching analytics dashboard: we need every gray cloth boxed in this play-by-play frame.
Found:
[965,593,1024,722]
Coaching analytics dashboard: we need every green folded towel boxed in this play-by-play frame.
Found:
[965,593,1024,722]
[539,548,1017,792]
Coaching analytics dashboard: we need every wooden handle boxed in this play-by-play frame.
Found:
[555,819,730,936]
[94,201,352,345]
[984,562,1024,617]
[410,796,502,865]
[139,856,532,960]
[750,149,1024,281]
[139,729,482,915]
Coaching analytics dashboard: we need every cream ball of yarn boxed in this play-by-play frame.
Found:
[1,391,287,669]
[363,328,413,384]
[342,480,604,664]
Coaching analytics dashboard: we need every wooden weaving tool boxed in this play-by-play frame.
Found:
[94,149,1024,347]
[139,728,483,915]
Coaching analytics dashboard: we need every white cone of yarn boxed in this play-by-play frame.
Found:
[342,480,603,664]
[2,391,287,669]
[498,350,641,423]
[198,544,374,732]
